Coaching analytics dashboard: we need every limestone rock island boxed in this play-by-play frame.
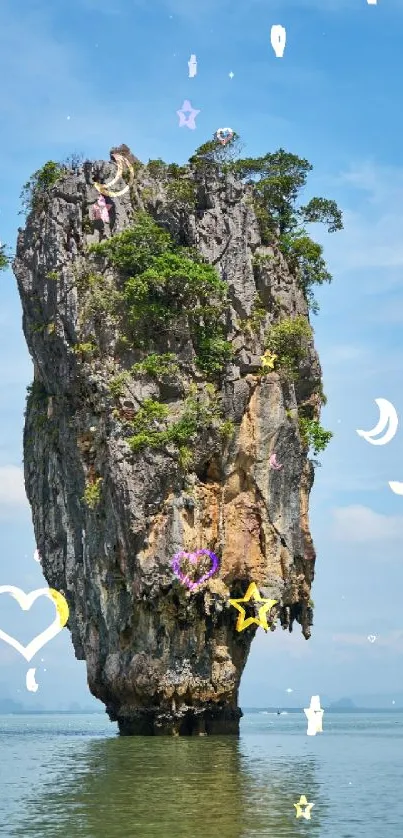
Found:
[13,138,340,734]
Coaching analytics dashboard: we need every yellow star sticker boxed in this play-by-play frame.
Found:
[294,795,314,820]
[229,582,277,632]
[260,351,277,371]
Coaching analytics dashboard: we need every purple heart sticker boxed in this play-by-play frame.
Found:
[171,550,220,591]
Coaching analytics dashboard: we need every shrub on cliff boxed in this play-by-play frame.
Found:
[127,394,189,451]
[189,132,243,172]
[90,214,232,378]
[124,251,232,375]
[82,477,103,509]
[21,162,63,214]
[191,143,342,313]
[146,159,168,179]
[265,316,312,379]
[127,387,225,457]
[298,417,333,455]
[231,148,342,237]
[279,234,331,315]
[20,155,83,215]
[0,244,11,271]
[165,178,197,210]
[89,213,172,275]
[131,353,179,379]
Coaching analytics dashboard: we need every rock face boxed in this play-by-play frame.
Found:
[14,147,322,735]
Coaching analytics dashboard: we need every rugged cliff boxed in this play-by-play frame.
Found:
[14,144,325,735]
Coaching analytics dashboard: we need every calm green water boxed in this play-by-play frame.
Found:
[0,711,401,837]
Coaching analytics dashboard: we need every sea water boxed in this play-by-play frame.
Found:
[0,711,401,837]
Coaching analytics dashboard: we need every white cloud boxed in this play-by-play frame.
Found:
[313,161,403,281]
[331,504,403,542]
[252,627,313,657]
[332,631,403,651]
[332,634,373,647]
[339,161,403,207]
[0,466,28,511]
[316,473,386,494]
[322,208,403,275]
[320,344,371,365]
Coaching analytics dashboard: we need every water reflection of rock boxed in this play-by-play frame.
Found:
[20,737,243,838]
[18,733,325,838]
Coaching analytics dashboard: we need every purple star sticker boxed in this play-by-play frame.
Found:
[177,99,200,130]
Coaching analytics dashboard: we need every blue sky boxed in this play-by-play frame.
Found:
[0,0,402,711]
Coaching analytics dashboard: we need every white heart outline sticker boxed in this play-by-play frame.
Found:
[215,127,234,145]
[0,586,69,662]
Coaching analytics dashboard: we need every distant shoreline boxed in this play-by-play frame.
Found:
[245,707,403,713]
[0,707,401,715]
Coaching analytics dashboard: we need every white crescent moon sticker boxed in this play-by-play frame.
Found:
[389,481,403,495]
[94,154,134,198]
[26,668,38,692]
[356,398,398,446]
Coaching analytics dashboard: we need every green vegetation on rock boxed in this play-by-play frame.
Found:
[20,161,64,214]
[165,178,197,210]
[108,371,131,398]
[131,353,179,379]
[20,154,83,216]
[0,244,11,272]
[265,316,312,379]
[219,419,235,441]
[279,234,331,315]
[252,252,274,268]
[25,380,48,412]
[177,446,193,470]
[146,159,167,179]
[298,417,333,455]
[89,213,172,273]
[189,142,342,313]
[127,394,193,453]
[73,341,97,357]
[127,387,225,456]
[167,163,188,178]
[89,213,232,378]
[83,477,103,509]
[76,271,123,323]
[188,133,243,172]
[239,296,267,336]
[63,139,335,470]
